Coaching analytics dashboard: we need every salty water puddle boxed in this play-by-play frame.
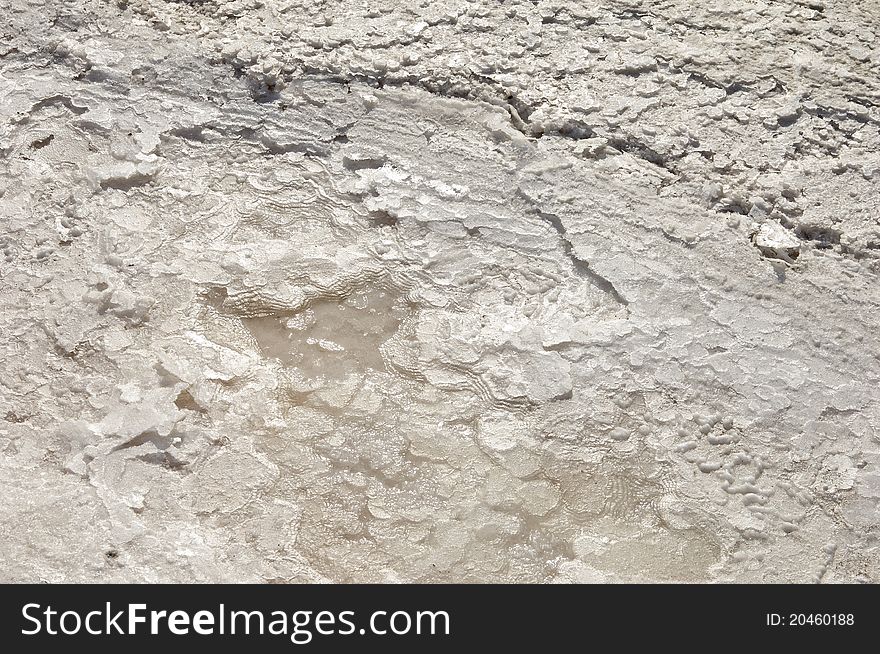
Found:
[242,288,406,379]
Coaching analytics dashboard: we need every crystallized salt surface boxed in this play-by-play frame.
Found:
[1,1,879,583]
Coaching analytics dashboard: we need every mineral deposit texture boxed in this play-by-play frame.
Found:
[1,1,879,583]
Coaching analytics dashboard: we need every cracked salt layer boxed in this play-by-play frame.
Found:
[1,0,879,584]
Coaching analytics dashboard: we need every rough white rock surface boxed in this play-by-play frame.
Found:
[1,0,879,583]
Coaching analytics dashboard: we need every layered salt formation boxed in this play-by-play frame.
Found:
[1,0,878,582]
